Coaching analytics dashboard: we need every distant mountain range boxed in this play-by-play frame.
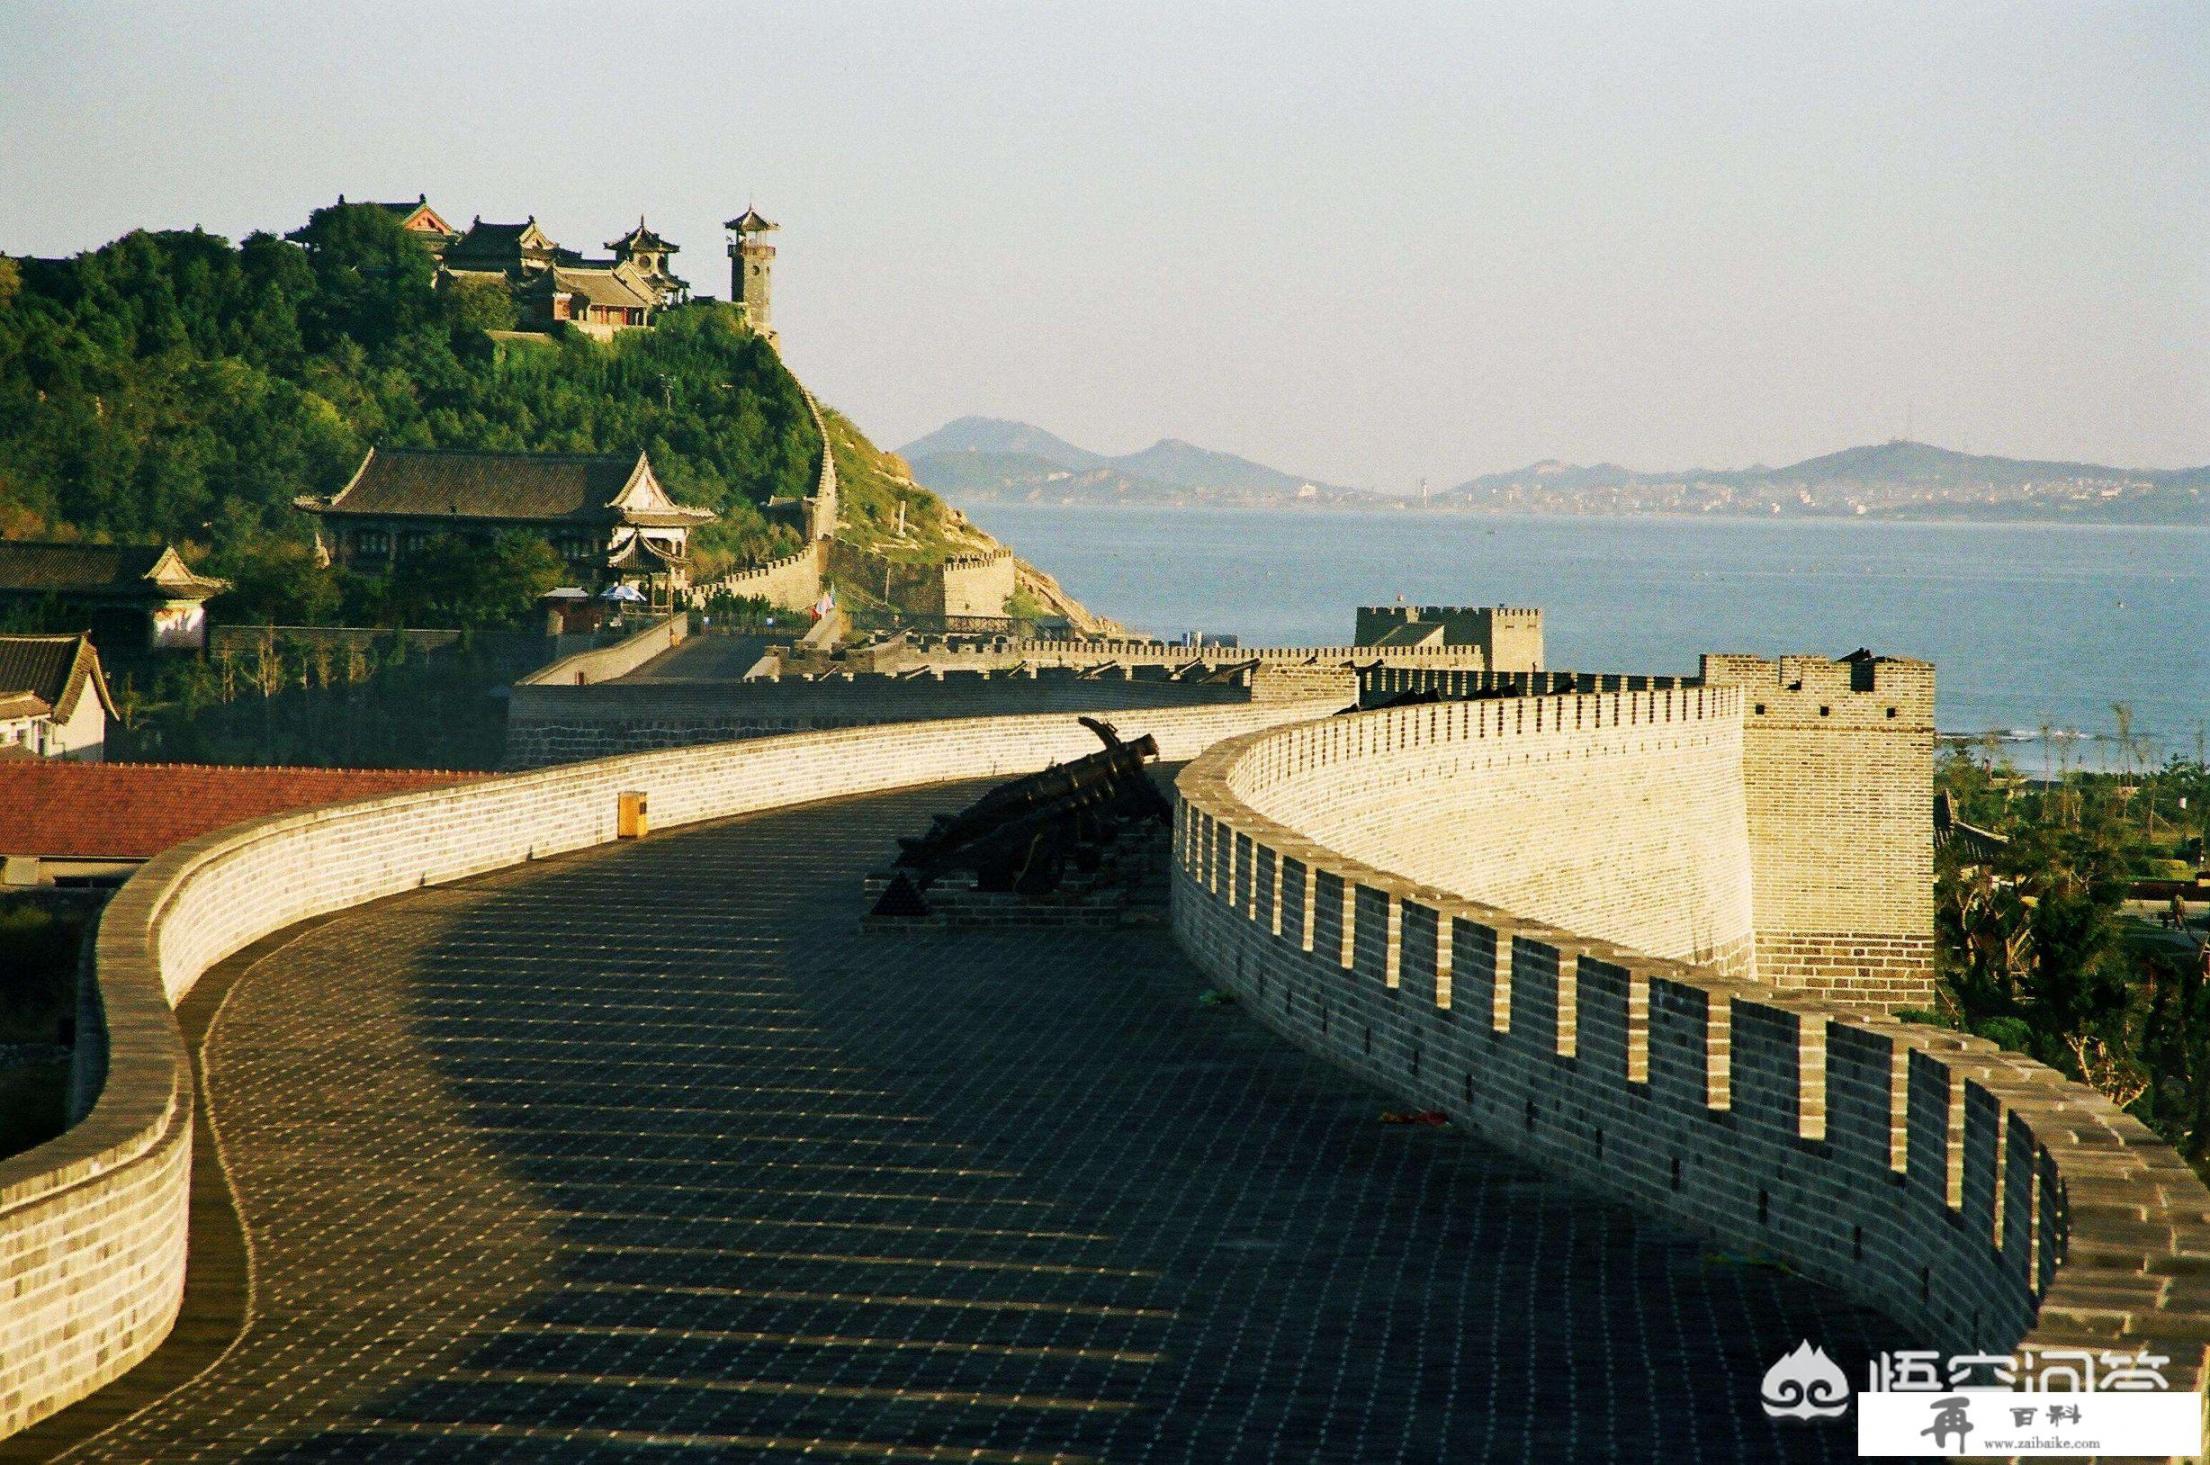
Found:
[899,417,1369,508]
[900,419,2209,523]
[1446,441,2210,521]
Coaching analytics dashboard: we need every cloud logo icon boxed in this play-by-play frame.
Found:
[1761,1341,1852,1420]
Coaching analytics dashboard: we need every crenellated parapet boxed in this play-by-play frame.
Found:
[1172,692,2210,1389]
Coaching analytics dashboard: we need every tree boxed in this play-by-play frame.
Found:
[386,532,563,629]
[443,276,516,335]
[210,535,340,625]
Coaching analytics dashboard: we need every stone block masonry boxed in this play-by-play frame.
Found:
[0,697,1331,1442]
[1702,652,1936,1012]
[1232,689,1757,977]
[504,671,1292,767]
[1173,694,2210,1406]
[1352,604,1544,671]
[690,539,823,613]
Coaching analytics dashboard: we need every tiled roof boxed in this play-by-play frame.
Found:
[0,634,113,721]
[1933,791,2011,866]
[301,448,659,523]
[0,762,486,860]
[0,541,226,600]
[554,266,656,310]
[446,218,558,266]
[607,218,677,253]
[724,207,777,233]
[1372,622,1444,649]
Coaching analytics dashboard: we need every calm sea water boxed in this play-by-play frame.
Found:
[966,505,2210,769]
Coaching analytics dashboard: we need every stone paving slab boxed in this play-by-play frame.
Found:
[55,783,1899,1462]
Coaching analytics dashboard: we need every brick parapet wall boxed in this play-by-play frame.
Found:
[901,638,1498,674]
[1221,688,1757,972]
[516,615,686,687]
[1358,667,1695,700]
[0,697,1331,1442]
[505,675,1270,767]
[1173,698,2210,1405]
[691,541,824,613]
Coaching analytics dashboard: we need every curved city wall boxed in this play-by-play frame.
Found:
[0,696,1337,1441]
[1174,690,2210,1396]
[1233,691,1758,975]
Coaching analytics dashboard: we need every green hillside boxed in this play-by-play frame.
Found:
[0,208,819,580]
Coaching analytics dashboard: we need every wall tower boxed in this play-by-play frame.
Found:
[724,206,778,343]
[1699,650,1936,1012]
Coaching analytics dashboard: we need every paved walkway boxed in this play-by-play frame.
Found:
[618,634,774,683]
[63,783,1894,1462]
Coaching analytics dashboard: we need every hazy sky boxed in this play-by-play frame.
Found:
[4,2,2203,486]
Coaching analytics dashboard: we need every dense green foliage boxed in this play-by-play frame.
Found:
[0,207,818,579]
[823,406,980,566]
[1926,748,2210,1172]
[109,628,559,770]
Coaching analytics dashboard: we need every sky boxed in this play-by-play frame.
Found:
[3,1,2204,489]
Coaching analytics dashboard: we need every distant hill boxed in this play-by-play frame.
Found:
[898,417,1106,472]
[903,419,2208,523]
[901,417,1367,507]
[1445,441,2209,523]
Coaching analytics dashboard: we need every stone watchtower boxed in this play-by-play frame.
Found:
[724,206,777,344]
[1700,650,1937,1012]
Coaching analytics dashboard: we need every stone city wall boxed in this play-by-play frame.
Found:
[515,614,686,688]
[1173,695,2210,1395]
[1231,690,1758,975]
[0,698,1337,1440]
[691,540,825,613]
[827,544,1016,620]
[505,672,1273,767]
[1358,666,1696,701]
[897,638,1498,674]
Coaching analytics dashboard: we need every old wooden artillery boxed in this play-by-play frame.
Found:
[871,717,1173,916]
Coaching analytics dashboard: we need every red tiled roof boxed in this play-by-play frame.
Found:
[0,762,487,860]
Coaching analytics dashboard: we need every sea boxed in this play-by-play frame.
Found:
[963,505,2210,774]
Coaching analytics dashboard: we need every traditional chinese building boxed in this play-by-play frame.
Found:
[0,542,228,650]
[438,215,688,338]
[725,206,777,344]
[295,448,714,606]
[0,633,115,761]
[287,194,462,257]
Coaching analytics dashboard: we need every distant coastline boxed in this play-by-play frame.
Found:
[903,419,2209,528]
[944,497,2210,530]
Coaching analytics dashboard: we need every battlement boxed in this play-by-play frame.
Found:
[1701,651,1935,729]
[690,539,823,614]
[1171,692,2210,1376]
[1353,603,1543,671]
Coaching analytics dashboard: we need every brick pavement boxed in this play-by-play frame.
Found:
[60,782,1898,1462]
